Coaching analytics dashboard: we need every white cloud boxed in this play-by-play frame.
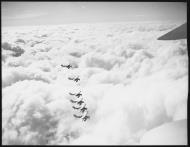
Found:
[2,21,188,145]
[140,119,187,145]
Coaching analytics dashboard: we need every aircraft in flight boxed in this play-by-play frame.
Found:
[68,76,80,82]
[73,111,90,121]
[82,111,90,121]
[79,104,88,113]
[61,64,72,69]
[70,98,84,106]
[77,100,85,106]
[69,91,82,98]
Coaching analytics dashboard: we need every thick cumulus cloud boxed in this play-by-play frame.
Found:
[2,66,53,88]
[2,22,188,145]
[140,119,187,145]
[79,52,125,70]
[2,42,25,57]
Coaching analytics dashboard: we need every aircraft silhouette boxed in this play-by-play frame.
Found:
[77,100,84,106]
[69,91,82,98]
[79,104,87,113]
[80,106,88,113]
[70,97,83,103]
[75,91,82,98]
[82,115,90,121]
[68,76,80,82]
[61,64,72,69]
[81,111,90,121]
[73,111,90,121]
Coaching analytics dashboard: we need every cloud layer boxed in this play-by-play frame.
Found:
[2,21,188,145]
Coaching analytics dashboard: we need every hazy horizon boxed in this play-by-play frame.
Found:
[2,2,187,27]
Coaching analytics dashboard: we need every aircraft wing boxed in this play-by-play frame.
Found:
[69,92,75,95]
[72,105,81,109]
[73,114,82,118]
[157,22,187,40]
[68,77,74,80]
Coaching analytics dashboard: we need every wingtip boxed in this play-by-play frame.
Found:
[157,22,187,40]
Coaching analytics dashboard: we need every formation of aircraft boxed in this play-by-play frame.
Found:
[70,95,89,121]
[64,64,89,121]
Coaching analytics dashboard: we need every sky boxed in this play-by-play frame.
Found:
[1,2,187,27]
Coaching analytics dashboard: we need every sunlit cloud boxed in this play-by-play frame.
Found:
[2,21,187,145]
